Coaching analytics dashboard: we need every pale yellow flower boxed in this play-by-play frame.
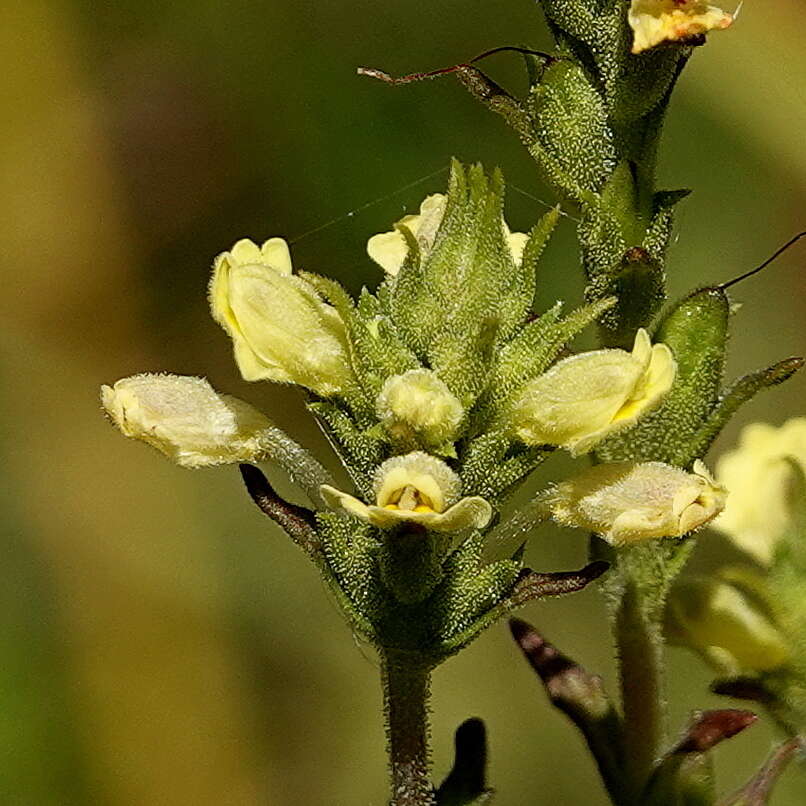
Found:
[546,460,726,546]
[668,574,789,674]
[366,193,528,276]
[376,369,464,449]
[101,373,273,467]
[713,418,806,565]
[321,451,492,532]
[629,0,733,55]
[508,329,676,456]
[210,238,354,396]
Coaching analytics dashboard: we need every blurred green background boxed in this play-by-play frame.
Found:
[1,1,804,803]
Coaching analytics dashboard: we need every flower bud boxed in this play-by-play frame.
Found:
[321,451,492,532]
[210,238,354,396]
[667,575,789,674]
[629,0,733,55]
[101,373,273,467]
[508,329,676,456]
[545,460,726,546]
[713,418,806,565]
[376,369,464,449]
[366,193,527,276]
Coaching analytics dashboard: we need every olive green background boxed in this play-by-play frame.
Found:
[1,1,804,803]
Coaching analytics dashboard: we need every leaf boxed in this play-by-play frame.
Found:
[509,618,627,805]
[439,561,609,656]
[681,358,804,465]
[528,61,616,200]
[643,710,757,806]
[239,463,321,555]
[436,718,493,806]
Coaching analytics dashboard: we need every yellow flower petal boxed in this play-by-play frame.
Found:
[101,373,273,467]
[713,417,806,564]
[321,451,492,532]
[545,460,726,545]
[629,0,733,55]
[377,369,464,448]
[210,238,354,396]
[668,576,789,674]
[366,193,528,275]
[509,329,676,455]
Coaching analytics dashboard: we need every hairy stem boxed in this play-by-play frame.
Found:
[616,582,664,802]
[382,653,435,806]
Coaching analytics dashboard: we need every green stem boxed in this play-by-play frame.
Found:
[615,581,664,803]
[382,652,435,806]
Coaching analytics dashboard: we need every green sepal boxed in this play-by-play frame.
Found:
[588,246,665,347]
[388,161,537,409]
[645,190,691,256]
[300,272,420,406]
[476,296,616,422]
[680,358,805,466]
[612,46,684,127]
[527,60,615,202]
[430,535,522,651]
[597,159,647,242]
[580,175,690,346]
[379,527,452,605]
[307,400,385,498]
[316,512,383,632]
[539,0,599,49]
[459,431,550,501]
[496,206,560,344]
[441,561,609,657]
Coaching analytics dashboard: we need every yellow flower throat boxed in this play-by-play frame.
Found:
[383,485,436,513]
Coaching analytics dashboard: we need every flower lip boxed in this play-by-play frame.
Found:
[320,451,492,532]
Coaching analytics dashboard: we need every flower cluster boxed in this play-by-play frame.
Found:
[102,163,726,661]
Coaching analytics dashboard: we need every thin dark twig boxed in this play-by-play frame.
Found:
[357,46,555,85]
[720,231,806,290]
